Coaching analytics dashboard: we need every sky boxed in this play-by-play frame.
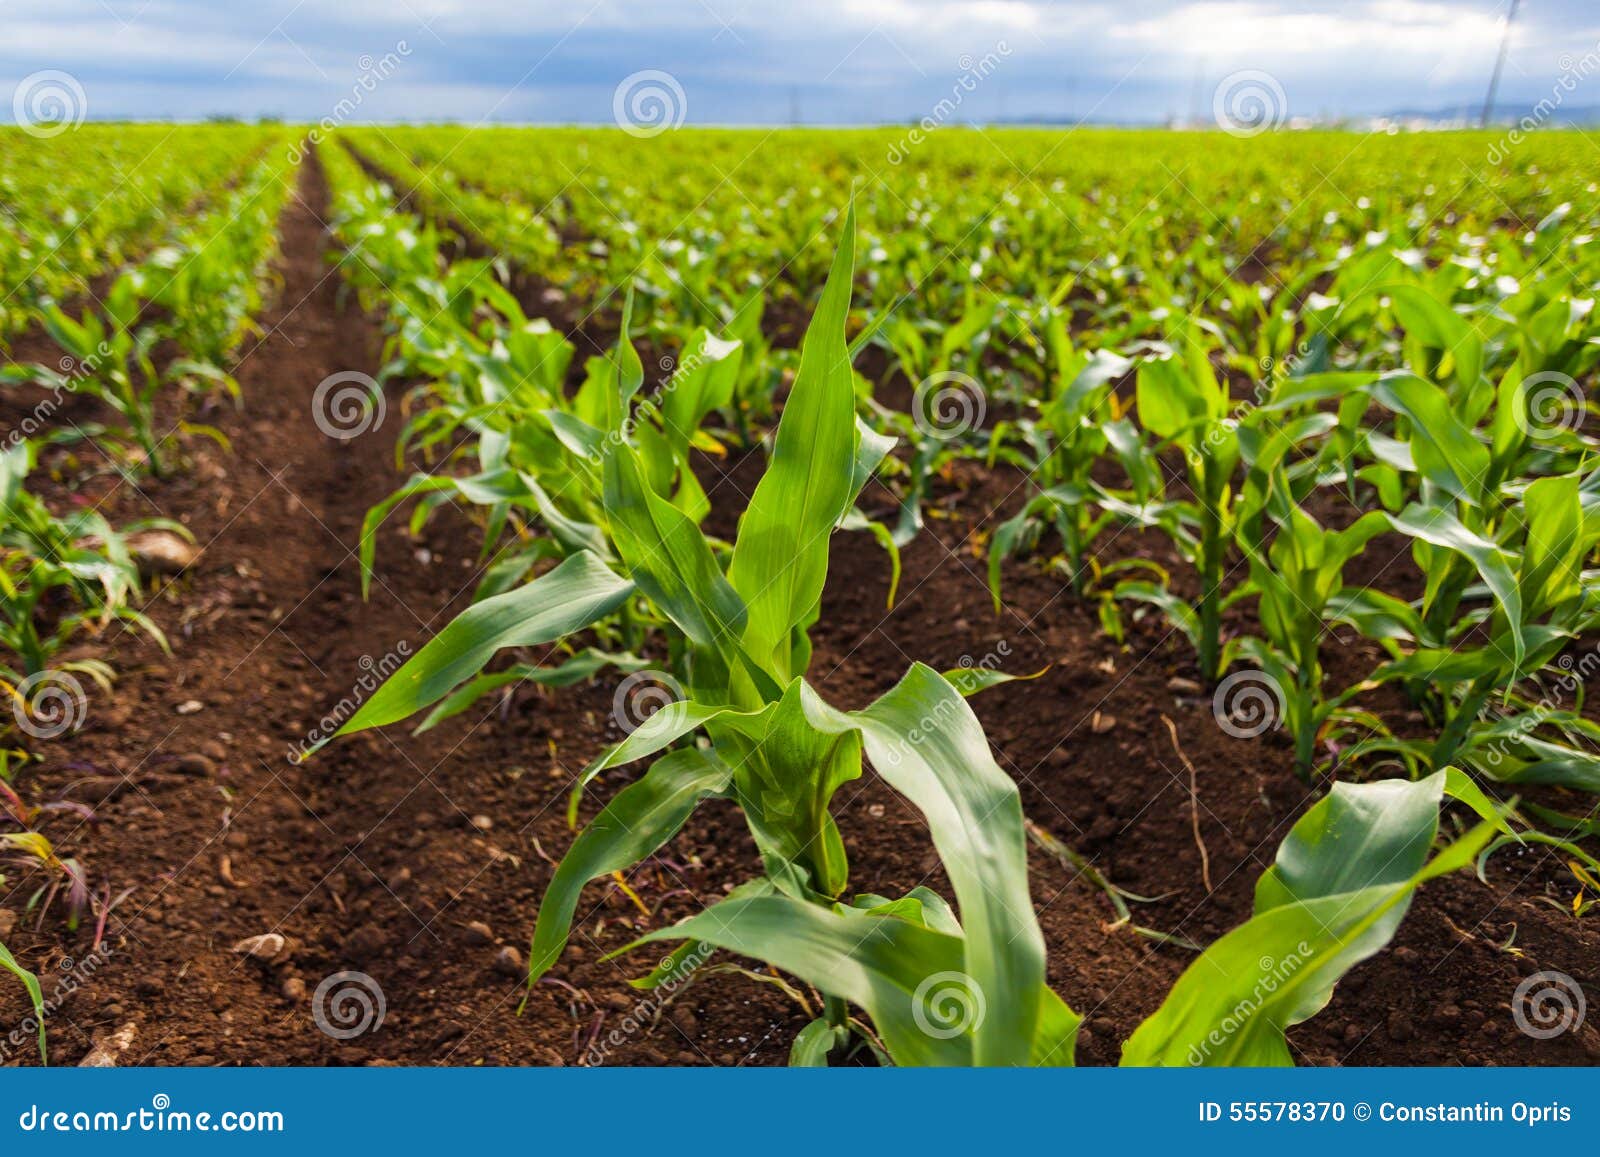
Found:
[4,0,1599,128]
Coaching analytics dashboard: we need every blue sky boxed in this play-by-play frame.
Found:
[4,1,1598,126]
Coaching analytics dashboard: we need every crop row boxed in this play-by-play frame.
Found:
[0,128,301,1053]
[305,131,1594,1066]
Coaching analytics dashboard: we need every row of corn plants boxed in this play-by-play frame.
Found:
[0,128,302,1052]
[309,139,1510,1066]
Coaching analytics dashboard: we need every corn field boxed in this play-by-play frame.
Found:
[1,118,1597,1070]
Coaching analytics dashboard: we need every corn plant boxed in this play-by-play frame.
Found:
[986,315,1157,602]
[0,440,171,689]
[0,937,44,1062]
[1349,471,1600,790]
[6,279,168,476]
[878,290,995,545]
[1113,322,1241,684]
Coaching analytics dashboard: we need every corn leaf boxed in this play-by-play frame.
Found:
[0,939,45,1064]
[528,746,733,983]
[308,551,634,751]
[728,204,860,680]
[804,663,1049,1066]
[1122,773,1491,1066]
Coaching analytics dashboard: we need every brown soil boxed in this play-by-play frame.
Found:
[0,154,1597,1069]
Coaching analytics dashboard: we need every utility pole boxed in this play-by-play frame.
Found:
[1481,0,1521,128]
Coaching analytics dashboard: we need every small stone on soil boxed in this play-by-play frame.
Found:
[492,946,523,977]
[232,933,292,964]
[174,753,216,776]
[461,920,494,946]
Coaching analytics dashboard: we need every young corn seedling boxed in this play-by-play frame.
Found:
[986,310,1158,603]
[0,938,45,1063]
[1352,470,1600,792]
[1231,445,1392,780]
[877,289,996,545]
[0,440,172,692]
[1115,320,1240,684]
